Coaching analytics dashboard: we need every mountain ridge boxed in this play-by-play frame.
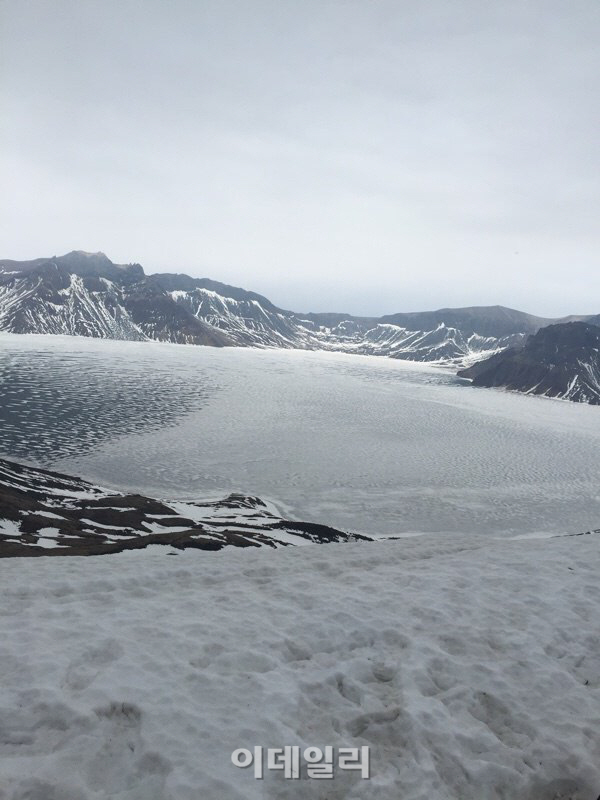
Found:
[1,252,598,397]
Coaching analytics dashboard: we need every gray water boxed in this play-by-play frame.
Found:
[1,333,599,537]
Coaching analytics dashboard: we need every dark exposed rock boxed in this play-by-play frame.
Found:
[0,458,368,557]
[458,322,600,404]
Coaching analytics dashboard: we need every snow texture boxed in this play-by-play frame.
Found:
[0,533,599,799]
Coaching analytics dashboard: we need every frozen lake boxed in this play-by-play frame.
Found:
[1,333,599,537]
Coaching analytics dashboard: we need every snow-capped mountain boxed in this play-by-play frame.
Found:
[458,321,600,404]
[0,251,594,372]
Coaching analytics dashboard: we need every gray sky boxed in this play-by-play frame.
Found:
[1,0,598,316]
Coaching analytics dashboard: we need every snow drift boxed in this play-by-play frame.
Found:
[1,531,599,799]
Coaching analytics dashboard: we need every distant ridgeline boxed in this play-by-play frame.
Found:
[1,251,599,403]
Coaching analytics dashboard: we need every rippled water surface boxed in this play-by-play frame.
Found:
[2,333,599,536]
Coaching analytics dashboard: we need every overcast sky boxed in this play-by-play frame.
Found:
[1,1,598,315]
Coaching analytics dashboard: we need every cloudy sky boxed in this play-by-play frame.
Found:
[1,0,598,315]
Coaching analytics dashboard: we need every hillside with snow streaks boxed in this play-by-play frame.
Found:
[162,285,515,362]
[0,270,144,340]
[459,322,600,404]
[168,286,314,348]
[310,321,524,364]
[0,255,229,346]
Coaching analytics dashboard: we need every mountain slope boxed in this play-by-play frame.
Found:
[0,254,230,346]
[458,321,600,404]
[152,274,581,363]
[155,277,558,362]
[151,273,313,348]
[312,319,527,363]
[380,305,548,338]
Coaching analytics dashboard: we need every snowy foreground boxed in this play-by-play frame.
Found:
[1,533,599,800]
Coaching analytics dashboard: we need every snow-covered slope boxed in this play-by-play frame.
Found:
[1,528,599,798]
[459,322,600,404]
[315,305,554,364]
[166,286,314,348]
[0,458,368,555]
[0,268,145,340]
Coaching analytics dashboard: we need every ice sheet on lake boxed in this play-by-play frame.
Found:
[1,334,600,537]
